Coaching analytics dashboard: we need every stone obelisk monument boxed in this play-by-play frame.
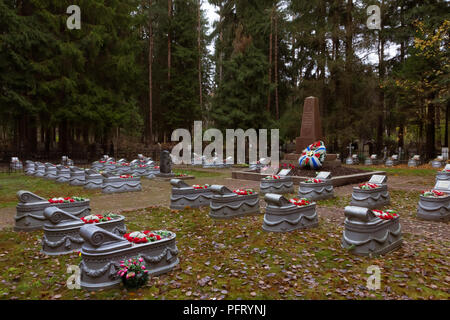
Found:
[295,96,323,153]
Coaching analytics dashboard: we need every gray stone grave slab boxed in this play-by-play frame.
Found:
[260,173,294,195]
[298,173,334,201]
[69,167,86,186]
[43,163,57,180]
[42,207,127,256]
[170,179,213,209]
[10,157,23,171]
[262,194,318,233]
[101,173,142,194]
[91,161,104,171]
[436,165,450,184]
[104,161,118,171]
[84,169,103,190]
[79,225,179,290]
[115,163,131,175]
[55,165,71,183]
[342,206,402,256]
[25,160,35,175]
[209,185,260,219]
[350,180,390,209]
[417,190,450,222]
[14,190,90,232]
[33,162,46,177]
[142,166,160,179]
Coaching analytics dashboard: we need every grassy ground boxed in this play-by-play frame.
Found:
[0,170,225,209]
[357,165,440,177]
[0,173,100,209]
[0,204,448,300]
[0,168,448,300]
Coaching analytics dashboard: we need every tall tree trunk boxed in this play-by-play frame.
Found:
[148,0,154,146]
[168,0,172,82]
[426,100,436,160]
[274,10,279,120]
[344,0,353,135]
[377,1,385,153]
[445,100,449,148]
[267,9,273,113]
[59,120,68,154]
[197,0,203,111]
[219,4,224,86]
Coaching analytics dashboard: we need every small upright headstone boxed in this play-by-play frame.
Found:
[431,156,444,168]
[369,174,387,185]
[442,147,449,160]
[10,157,23,171]
[434,180,450,193]
[278,169,291,176]
[160,150,172,173]
[157,150,175,178]
[316,171,332,180]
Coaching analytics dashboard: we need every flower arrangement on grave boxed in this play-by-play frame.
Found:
[153,166,160,169]
[121,163,130,166]
[289,198,311,206]
[441,168,450,172]
[304,178,324,184]
[139,164,147,168]
[263,175,281,180]
[81,213,120,224]
[175,173,187,177]
[119,174,134,179]
[279,163,295,169]
[371,209,399,220]
[233,189,255,195]
[123,230,171,244]
[117,256,149,289]
[99,160,106,164]
[421,190,446,198]
[358,183,381,190]
[108,161,116,165]
[48,196,86,204]
[192,184,209,189]
[298,141,327,170]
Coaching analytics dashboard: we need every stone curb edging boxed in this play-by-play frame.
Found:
[232,170,387,187]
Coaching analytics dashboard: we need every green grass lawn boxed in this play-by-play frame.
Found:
[173,169,227,178]
[358,166,439,177]
[0,173,100,208]
[0,205,447,300]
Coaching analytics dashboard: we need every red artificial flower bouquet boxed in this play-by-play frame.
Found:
[192,184,209,189]
[123,230,171,244]
[233,189,255,195]
[263,175,281,180]
[372,209,399,220]
[421,190,446,197]
[289,198,311,206]
[358,183,380,190]
[48,196,85,204]
[120,174,134,179]
[81,213,119,224]
[304,178,323,184]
